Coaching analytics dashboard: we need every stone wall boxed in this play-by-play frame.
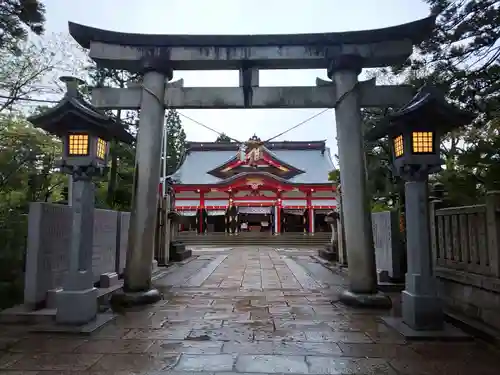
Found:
[24,202,130,308]
[371,211,405,281]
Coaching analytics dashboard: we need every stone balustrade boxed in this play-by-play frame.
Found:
[429,191,500,332]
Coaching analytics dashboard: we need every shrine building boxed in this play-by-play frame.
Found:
[171,136,337,235]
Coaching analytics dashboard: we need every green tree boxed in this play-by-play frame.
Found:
[0,114,63,209]
[328,169,340,183]
[0,114,63,309]
[0,0,45,52]
[164,109,186,174]
[215,133,232,143]
[393,0,500,204]
[0,34,89,113]
[399,0,499,118]
[85,66,140,208]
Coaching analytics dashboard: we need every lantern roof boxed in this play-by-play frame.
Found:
[28,77,134,144]
[366,86,475,141]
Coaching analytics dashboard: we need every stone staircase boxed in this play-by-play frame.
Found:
[177,232,331,248]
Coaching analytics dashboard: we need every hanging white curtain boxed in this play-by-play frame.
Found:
[178,210,197,216]
[283,209,305,215]
[207,210,226,216]
[238,206,272,214]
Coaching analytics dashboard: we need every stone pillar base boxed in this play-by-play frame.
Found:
[339,289,392,309]
[56,287,98,325]
[111,288,162,308]
[402,290,444,330]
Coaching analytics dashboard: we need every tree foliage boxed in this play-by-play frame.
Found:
[85,66,140,208]
[215,133,232,143]
[411,0,500,204]
[0,34,89,112]
[0,114,63,309]
[0,0,45,52]
[0,115,63,209]
[164,109,186,173]
[398,0,499,119]
[357,0,500,207]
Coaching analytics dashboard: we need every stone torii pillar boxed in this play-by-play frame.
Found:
[117,58,172,305]
[329,55,391,308]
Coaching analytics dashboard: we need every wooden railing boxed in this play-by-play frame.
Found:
[430,191,500,277]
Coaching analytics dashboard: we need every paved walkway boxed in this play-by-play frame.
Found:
[1,247,500,375]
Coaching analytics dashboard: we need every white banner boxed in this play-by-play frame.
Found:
[238,206,272,214]
[175,200,199,208]
[283,209,305,215]
[281,199,307,207]
[178,210,197,216]
[205,200,228,206]
[207,210,226,216]
[314,209,331,214]
[311,199,337,207]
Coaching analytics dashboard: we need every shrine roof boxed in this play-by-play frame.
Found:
[69,16,435,49]
[171,141,336,185]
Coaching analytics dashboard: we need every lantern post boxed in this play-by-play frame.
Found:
[366,87,474,337]
[28,76,133,326]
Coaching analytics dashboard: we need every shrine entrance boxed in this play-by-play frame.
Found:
[70,15,436,305]
[239,206,273,233]
[206,210,226,233]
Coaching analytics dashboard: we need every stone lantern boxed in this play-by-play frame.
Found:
[369,86,473,180]
[28,76,133,327]
[366,87,474,337]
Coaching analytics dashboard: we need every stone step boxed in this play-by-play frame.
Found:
[0,306,56,325]
[183,243,328,246]
[0,282,126,325]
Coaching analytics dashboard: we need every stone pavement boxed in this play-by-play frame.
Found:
[1,247,500,375]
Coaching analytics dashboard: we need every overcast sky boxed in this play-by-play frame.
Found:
[42,0,430,159]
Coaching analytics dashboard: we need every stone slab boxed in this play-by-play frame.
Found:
[30,313,116,335]
[382,317,473,341]
[372,211,405,280]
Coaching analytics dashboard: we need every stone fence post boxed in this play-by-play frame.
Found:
[428,183,447,270]
[485,191,500,277]
[429,198,444,270]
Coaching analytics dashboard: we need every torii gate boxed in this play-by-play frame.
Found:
[68,15,436,307]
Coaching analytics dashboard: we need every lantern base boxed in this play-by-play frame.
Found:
[56,287,98,325]
[381,316,471,341]
[110,288,162,309]
[401,290,444,330]
[339,290,392,309]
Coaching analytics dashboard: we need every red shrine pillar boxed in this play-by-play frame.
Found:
[276,195,282,235]
[199,191,205,234]
[307,191,314,235]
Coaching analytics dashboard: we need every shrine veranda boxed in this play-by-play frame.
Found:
[170,139,337,234]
